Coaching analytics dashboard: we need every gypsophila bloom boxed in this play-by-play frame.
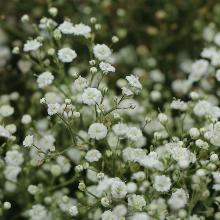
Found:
[28,204,49,220]
[72,76,88,92]
[112,123,129,138]
[111,179,127,199]
[85,149,102,162]
[88,123,107,140]
[58,48,77,63]
[101,210,117,220]
[131,213,150,220]
[0,125,10,138]
[23,135,34,147]
[93,44,112,61]
[126,74,142,90]
[170,99,187,111]
[27,185,38,195]
[5,150,24,166]
[128,194,146,211]
[127,127,143,142]
[82,87,102,105]
[58,21,74,34]
[193,100,211,117]
[216,69,220,81]
[72,23,91,36]
[190,59,209,82]
[21,114,32,124]
[68,205,78,216]
[99,62,115,73]
[37,71,54,88]
[47,103,60,115]
[0,105,14,117]
[168,188,188,210]
[153,175,171,192]
[24,39,42,52]
[204,122,220,147]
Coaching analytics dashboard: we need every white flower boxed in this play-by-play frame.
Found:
[126,75,142,90]
[72,76,88,92]
[127,127,143,142]
[85,149,102,162]
[56,156,71,173]
[130,213,150,220]
[4,166,21,182]
[0,125,10,138]
[112,123,129,137]
[128,194,146,211]
[153,175,171,192]
[214,32,220,46]
[0,105,14,117]
[204,122,220,147]
[72,23,91,36]
[193,100,211,117]
[93,44,112,61]
[58,21,74,34]
[190,59,209,82]
[101,210,117,220]
[58,48,77,63]
[37,71,54,88]
[21,114,32,124]
[168,188,188,210]
[122,148,145,162]
[139,152,164,171]
[170,99,187,111]
[164,142,196,167]
[88,123,107,140]
[122,87,133,96]
[216,69,220,81]
[68,205,78,216]
[99,62,115,73]
[82,87,102,105]
[24,39,42,52]
[23,135,34,147]
[47,103,60,115]
[111,179,127,199]
[113,204,127,217]
[5,150,24,166]
[28,204,49,220]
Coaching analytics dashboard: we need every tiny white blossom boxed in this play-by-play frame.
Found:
[93,44,112,61]
[72,23,91,36]
[128,194,146,211]
[127,127,143,142]
[0,125,10,138]
[0,105,14,117]
[23,135,34,147]
[99,62,115,73]
[58,21,74,34]
[82,87,102,105]
[37,71,54,88]
[111,179,127,199]
[88,123,108,140]
[85,149,102,162]
[58,48,77,63]
[47,103,60,115]
[68,205,78,216]
[126,74,142,90]
[153,175,171,192]
[24,39,42,52]
[168,188,188,210]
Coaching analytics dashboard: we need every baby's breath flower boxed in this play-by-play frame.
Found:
[23,39,42,52]
[58,48,77,63]
[88,123,107,140]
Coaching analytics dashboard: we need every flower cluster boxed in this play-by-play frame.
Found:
[1,6,220,220]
